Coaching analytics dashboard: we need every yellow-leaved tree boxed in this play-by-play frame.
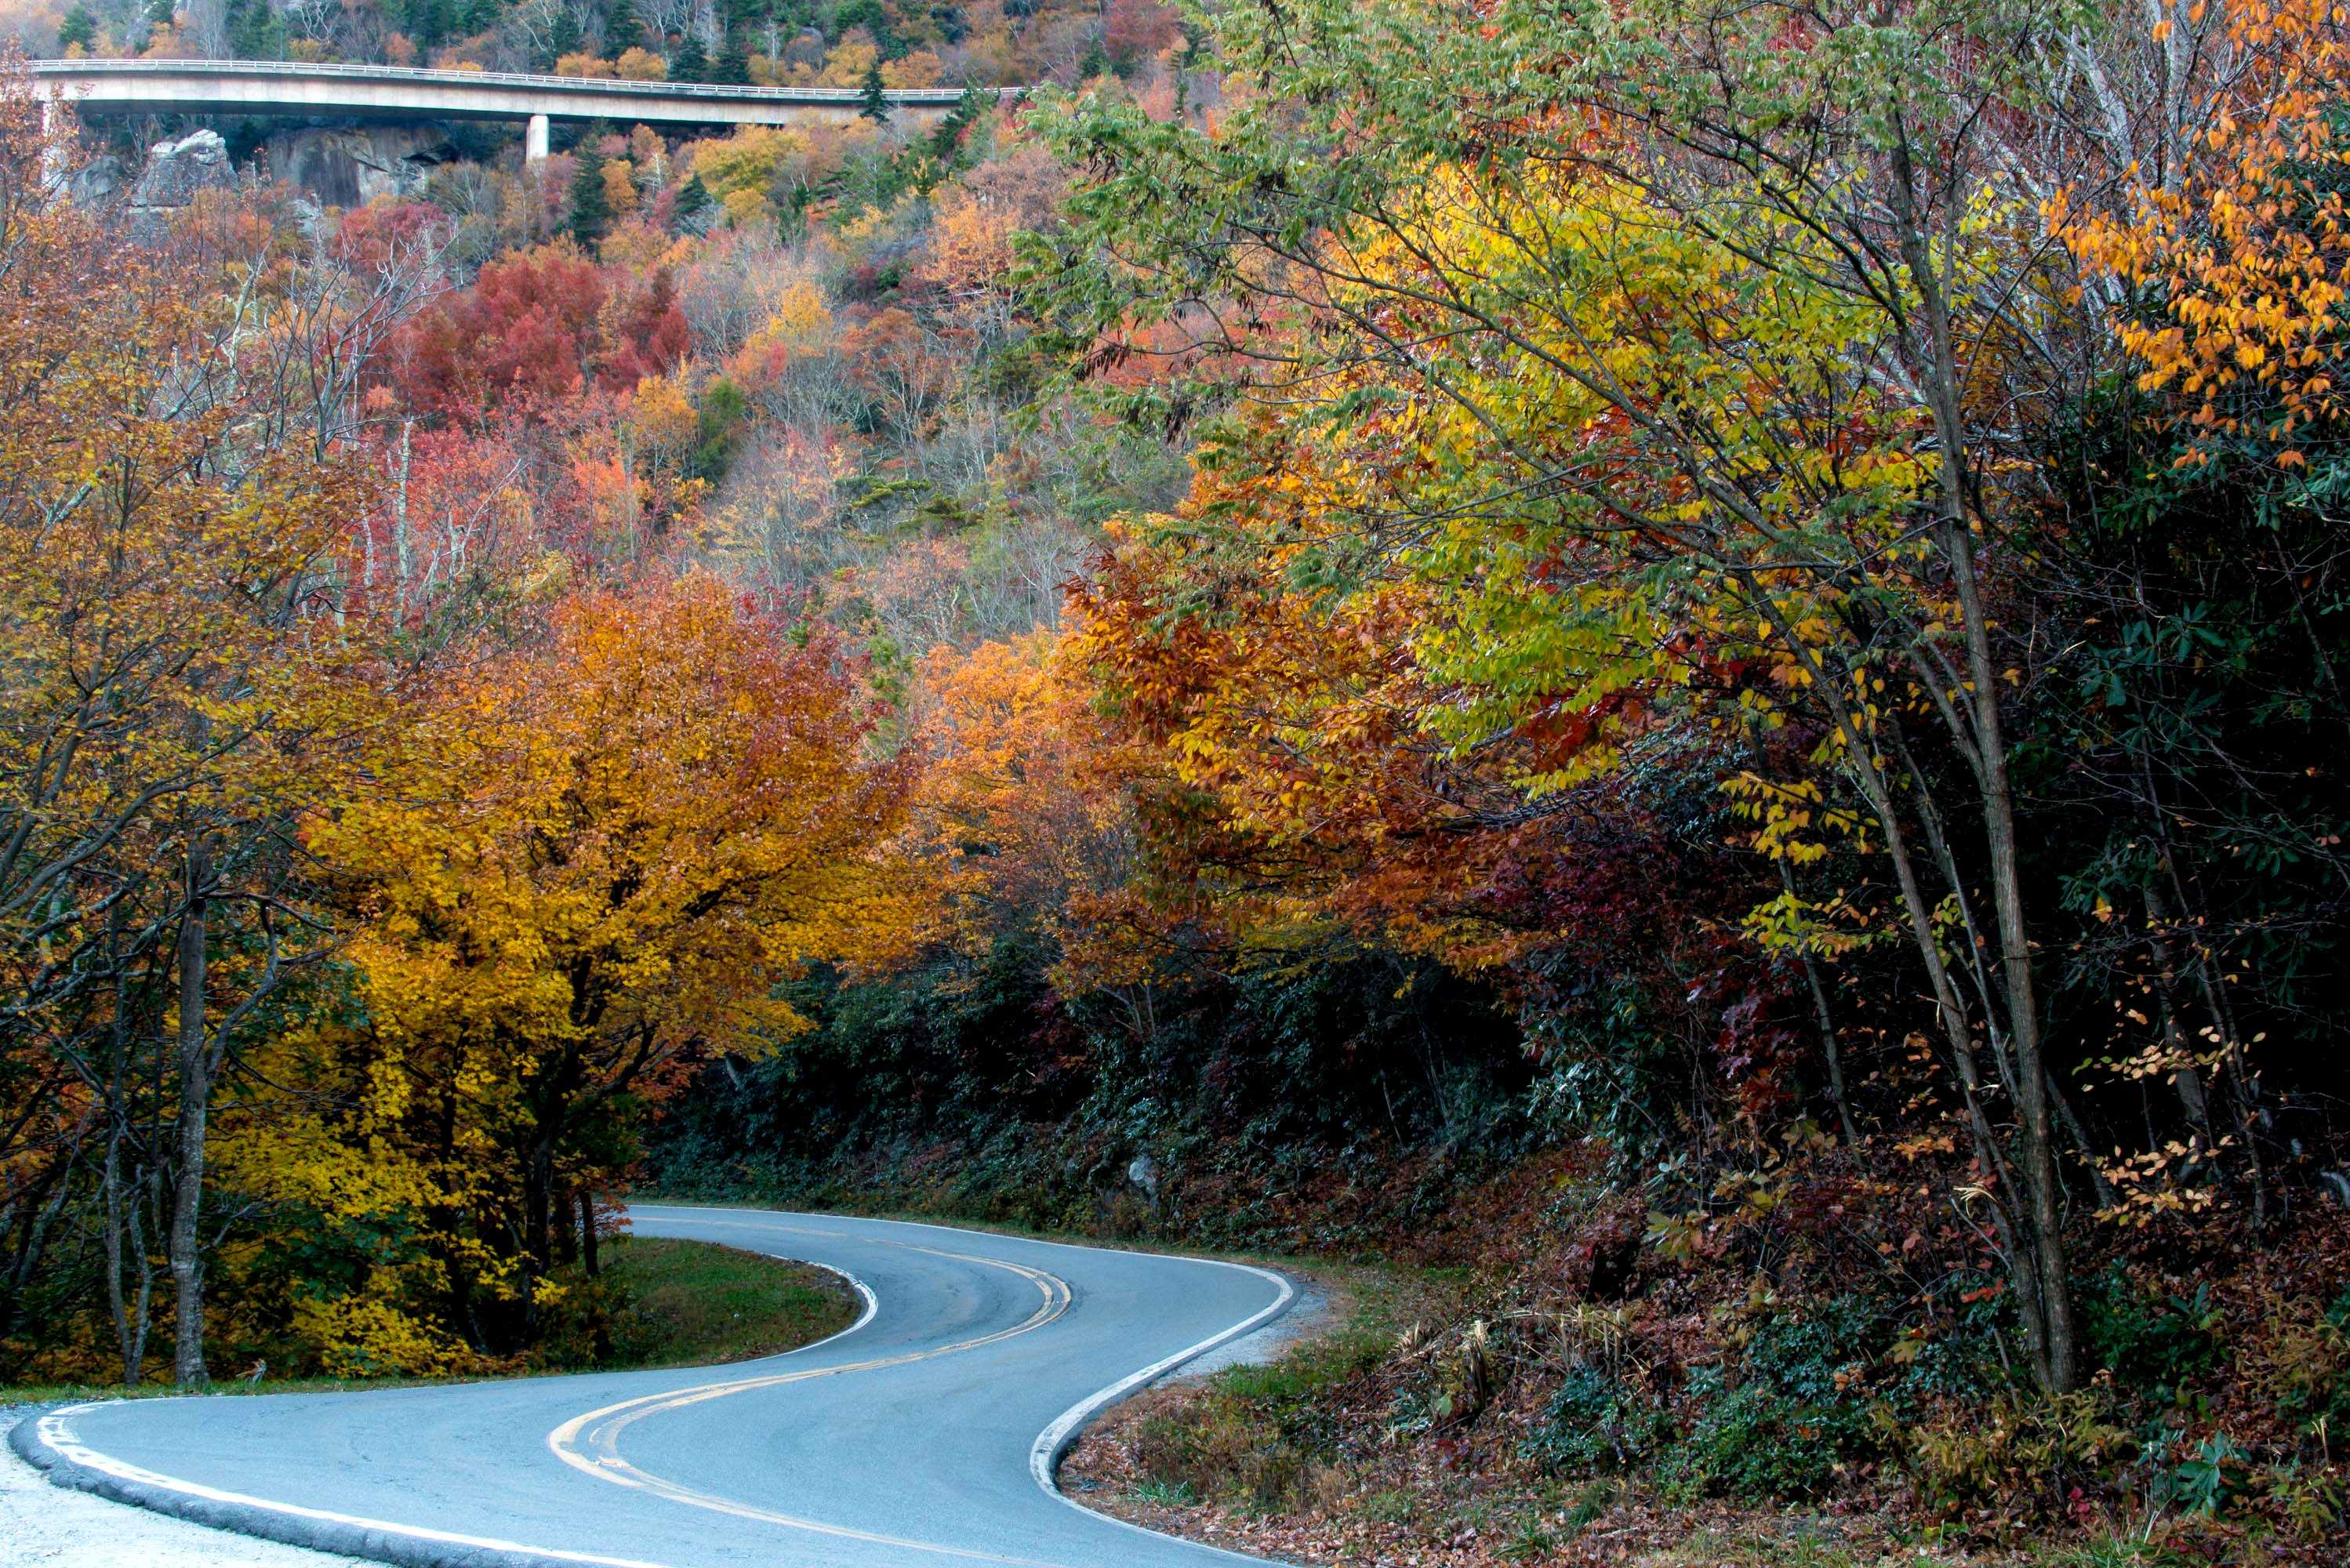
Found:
[301,571,912,1357]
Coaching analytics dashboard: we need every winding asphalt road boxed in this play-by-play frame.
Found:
[11,1206,1298,1568]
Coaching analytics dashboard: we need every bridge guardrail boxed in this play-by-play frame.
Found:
[28,56,1011,106]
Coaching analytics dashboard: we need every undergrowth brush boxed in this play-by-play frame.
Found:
[1062,1154,2350,1566]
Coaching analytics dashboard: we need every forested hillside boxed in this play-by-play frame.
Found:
[2,0,2349,1560]
[0,42,1177,1385]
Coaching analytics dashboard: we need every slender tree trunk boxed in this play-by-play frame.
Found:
[170,836,211,1390]
[392,419,413,612]
[521,1137,557,1337]
[1777,860,1858,1145]
[1931,514,2076,1388]
[1889,113,2076,1392]
[106,914,146,1388]
[1741,585,2055,1373]
[1976,696,2077,1393]
[1854,755,2053,1370]
[105,1130,154,1388]
[554,1185,579,1267]
[579,1191,600,1279]
[104,907,155,1388]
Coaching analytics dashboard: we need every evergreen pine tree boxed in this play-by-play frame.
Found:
[925,85,985,163]
[56,3,96,51]
[225,0,283,58]
[405,0,454,50]
[858,60,888,122]
[714,35,753,85]
[569,141,611,248]
[541,8,582,69]
[604,0,644,51]
[671,31,710,81]
[673,172,714,231]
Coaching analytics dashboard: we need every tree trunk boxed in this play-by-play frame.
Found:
[554,1189,579,1268]
[169,837,211,1390]
[1888,112,2077,1393]
[579,1190,600,1279]
[1743,585,2056,1376]
[1932,508,2077,1392]
[104,1125,154,1388]
[105,924,156,1390]
[521,1137,557,1338]
[1777,861,1858,1145]
[392,419,413,612]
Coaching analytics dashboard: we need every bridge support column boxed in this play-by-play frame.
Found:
[38,96,67,191]
[525,113,550,168]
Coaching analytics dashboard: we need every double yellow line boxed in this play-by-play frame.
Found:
[546,1232,1079,1566]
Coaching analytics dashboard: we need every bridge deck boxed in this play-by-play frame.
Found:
[31,58,997,130]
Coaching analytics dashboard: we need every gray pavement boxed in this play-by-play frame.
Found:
[12,1207,1298,1568]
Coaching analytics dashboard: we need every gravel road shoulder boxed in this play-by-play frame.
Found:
[1,1410,368,1568]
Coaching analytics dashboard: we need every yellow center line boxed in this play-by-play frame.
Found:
[546,1229,1081,1567]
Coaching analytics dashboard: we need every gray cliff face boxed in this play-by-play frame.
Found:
[259,125,456,208]
[128,127,236,217]
[66,151,127,209]
[75,123,456,236]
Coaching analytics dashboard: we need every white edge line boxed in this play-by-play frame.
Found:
[1026,1255,1297,1563]
[31,1404,670,1567]
[37,1209,1294,1568]
[33,1249,884,1568]
[540,1250,880,1470]
[631,1206,1306,1562]
[609,1225,887,1360]
[781,1255,883,1350]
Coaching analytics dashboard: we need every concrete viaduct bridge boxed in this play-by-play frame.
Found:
[31,57,990,163]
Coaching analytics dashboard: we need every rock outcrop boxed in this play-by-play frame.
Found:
[260,125,456,208]
[126,127,235,224]
[71,122,457,236]
[66,151,127,209]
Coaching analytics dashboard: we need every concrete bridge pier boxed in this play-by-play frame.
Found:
[38,96,65,190]
[525,113,549,167]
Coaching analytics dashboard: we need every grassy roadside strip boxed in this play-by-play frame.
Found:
[0,1236,860,1406]
[573,1236,863,1369]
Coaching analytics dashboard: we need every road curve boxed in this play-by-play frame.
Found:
[12,1206,1298,1568]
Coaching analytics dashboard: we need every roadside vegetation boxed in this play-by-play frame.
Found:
[0,0,2346,1560]
[1063,1202,2350,1566]
[0,1236,858,1400]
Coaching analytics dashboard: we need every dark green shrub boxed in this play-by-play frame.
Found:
[2083,1266,2222,1405]
[1525,1365,1670,1472]
[1657,1367,1877,1500]
[1655,1300,1883,1500]
[2160,1431,2251,1517]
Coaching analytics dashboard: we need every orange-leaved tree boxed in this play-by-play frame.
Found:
[2052,0,2350,446]
[1060,461,1566,979]
[911,631,1200,1041]
[307,572,913,1351]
